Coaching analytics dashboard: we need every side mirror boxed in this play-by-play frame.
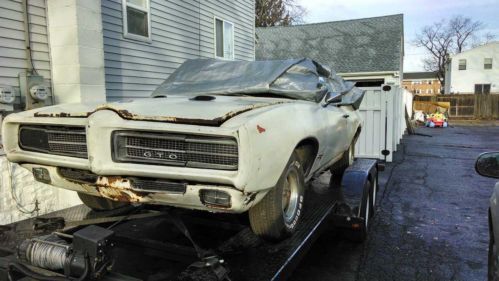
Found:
[325,92,343,105]
[475,152,499,179]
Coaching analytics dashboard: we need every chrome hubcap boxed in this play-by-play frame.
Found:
[282,170,299,223]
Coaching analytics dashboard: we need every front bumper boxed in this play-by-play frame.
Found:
[22,163,267,213]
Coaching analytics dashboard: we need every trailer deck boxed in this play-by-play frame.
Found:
[0,159,380,281]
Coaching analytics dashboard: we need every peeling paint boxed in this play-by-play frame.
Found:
[32,100,285,127]
[94,176,151,202]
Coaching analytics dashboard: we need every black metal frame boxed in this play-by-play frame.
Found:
[0,159,380,281]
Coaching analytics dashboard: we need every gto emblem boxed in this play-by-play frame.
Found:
[143,151,178,160]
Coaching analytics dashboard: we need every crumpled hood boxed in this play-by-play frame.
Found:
[33,96,288,126]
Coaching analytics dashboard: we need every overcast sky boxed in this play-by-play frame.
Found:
[296,0,499,72]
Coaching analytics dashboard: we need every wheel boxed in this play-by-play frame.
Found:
[348,179,373,243]
[77,192,129,211]
[489,211,499,281]
[249,151,305,241]
[330,143,355,180]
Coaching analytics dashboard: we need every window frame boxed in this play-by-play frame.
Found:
[122,0,152,42]
[213,17,235,60]
[484,58,493,70]
[458,59,467,70]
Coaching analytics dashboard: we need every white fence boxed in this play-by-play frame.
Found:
[355,86,413,162]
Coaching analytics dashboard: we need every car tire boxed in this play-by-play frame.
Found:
[330,142,355,180]
[78,192,129,211]
[248,151,305,241]
[489,210,499,281]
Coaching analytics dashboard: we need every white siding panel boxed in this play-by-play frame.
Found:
[102,0,255,100]
[0,0,51,87]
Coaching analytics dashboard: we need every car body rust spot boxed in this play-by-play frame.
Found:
[95,176,151,202]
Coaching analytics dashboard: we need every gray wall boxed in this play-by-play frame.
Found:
[0,0,51,92]
[102,0,255,101]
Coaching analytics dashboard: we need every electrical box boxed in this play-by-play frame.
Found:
[19,73,53,110]
[0,85,15,112]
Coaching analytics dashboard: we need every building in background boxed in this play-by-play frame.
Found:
[255,14,404,87]
[445,42,499,94]
[402,72,441,95]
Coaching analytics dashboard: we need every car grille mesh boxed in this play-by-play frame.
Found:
[19,125,88,158]
[113,131,238,170]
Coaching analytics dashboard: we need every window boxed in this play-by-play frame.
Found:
[458,59,466,70]
[123,0,151,41]
[475,84,491,94]
[484,58,493,69]
[215,18,234,59]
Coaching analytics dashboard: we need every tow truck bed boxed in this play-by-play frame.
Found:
[0,159,380,281]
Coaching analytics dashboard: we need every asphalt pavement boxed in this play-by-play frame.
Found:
[291,124,499,281]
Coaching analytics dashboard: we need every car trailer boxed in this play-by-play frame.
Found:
[0,158,382,281]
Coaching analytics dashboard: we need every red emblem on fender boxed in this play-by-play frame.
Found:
[257,125,266,133]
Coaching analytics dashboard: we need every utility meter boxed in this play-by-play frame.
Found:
[0,85,15,113]
[29,85,49,101]
[19,73,53,110]
[0,86,15,104]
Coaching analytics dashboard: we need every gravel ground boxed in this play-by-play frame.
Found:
[291,125,499,281]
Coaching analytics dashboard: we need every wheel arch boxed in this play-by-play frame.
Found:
[294,137,319,177]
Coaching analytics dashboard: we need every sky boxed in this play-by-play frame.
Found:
[296,0,499,72]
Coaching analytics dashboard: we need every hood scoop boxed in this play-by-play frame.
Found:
[190,95,216,101]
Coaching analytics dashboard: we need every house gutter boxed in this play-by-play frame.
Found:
[337,71,400,77]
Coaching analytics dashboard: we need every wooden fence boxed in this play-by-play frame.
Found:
[414,94,499,119]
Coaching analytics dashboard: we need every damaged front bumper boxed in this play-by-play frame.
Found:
[22,164,267,213]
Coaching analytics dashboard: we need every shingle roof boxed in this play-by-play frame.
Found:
[403,72,438,80]
[256,14,404,74]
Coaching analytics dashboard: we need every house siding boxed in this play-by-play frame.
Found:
[0,0,51,93]
[102,0,255,101]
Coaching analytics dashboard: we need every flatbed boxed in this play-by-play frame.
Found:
[0,159,381,281]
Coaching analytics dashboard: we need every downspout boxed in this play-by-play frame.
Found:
[21,0,35,75]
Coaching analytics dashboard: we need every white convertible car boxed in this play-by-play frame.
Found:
[2,58,364,240]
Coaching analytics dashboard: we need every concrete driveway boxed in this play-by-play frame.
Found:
[291,125,499,281]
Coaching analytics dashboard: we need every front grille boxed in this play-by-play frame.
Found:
[19,125,88,158]
[57,167,187,193]
[113,131,238,170]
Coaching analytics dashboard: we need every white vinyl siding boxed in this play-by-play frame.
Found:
[0,0,51,89]
[102,0,255,101]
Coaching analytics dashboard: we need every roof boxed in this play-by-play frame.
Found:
[255,14,404,74]
[403,72,438,80]
[451,41,499,58]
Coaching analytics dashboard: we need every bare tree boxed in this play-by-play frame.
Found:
[255,0,306,27]
[414,16,490,93]
[414,21,453,89]
[448,16,483,53]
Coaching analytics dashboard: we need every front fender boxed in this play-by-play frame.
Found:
[230,103,328,193]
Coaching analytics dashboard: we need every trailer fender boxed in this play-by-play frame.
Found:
[341,159,378,214]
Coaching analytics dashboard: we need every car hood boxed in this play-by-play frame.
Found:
[33,95,289,126]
